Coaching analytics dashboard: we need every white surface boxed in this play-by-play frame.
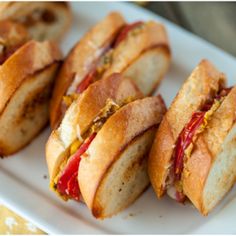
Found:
[0,2,236,234]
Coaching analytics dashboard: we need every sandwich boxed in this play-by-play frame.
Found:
[50,11,170,129]
[46,73,166,218]
[0,2,71,42]
[148,59,236,215]
[0,40,62,156]
[0,20,29,64]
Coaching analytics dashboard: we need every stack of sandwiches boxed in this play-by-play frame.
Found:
[49,12,170,128]
[46,11,170,218]
[2,2,236,220]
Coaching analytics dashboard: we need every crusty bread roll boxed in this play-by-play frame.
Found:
[102,21,170,95]
[79,96,166,218]
[0,2,71,42]
[183,85,236,215]
[0,20,29,64]
[46,72,166,218]
[46,73,142,182]
[148,59,236,215]
[49,12,170,129]
[0,40,62,156]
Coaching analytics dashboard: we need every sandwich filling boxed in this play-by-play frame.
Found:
[55,98,132,201]
[62,21,144,110]
[166,87,232,202]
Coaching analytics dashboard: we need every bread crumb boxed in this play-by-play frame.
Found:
[123,211,142,219]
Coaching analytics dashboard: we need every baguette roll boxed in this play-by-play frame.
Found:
[103,21,170,95]
[79,96,166,218]
[46,71,167,218]
[46,73,142,192]
[148,59,236,215]
[0,40,62,156]
[183,85,236,215]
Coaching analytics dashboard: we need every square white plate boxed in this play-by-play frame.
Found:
[0,2,236,234]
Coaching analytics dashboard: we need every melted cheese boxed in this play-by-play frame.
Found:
[62,93,79,107]
[96,50,113,75]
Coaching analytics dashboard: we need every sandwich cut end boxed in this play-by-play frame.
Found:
[183,85,236,215]
[46,73,143,200]
[92,127,156,219]
[79,96,166,218]
[0,38,62,156]
[0,63,59,156]
[148,59,227,202]
[102,20,171,96]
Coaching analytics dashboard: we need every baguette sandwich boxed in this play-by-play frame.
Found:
[0,2,71,42]
[50,11,170,129]
[0,40,62,156]
[148,59,236,215]
[46,73,166,218]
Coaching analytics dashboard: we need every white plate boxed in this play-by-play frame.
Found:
[0,2,236,234]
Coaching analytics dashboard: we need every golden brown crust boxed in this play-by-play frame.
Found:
[107,21,170,71]
[148,115,175,197]
[67,73,143,138]
[50,12,125,129]
[0,40,62,115]
[148,59,226,198]
[102,21,170,87]
[46,73,142,183]
[46,129,68,181]
[78,96,166,210]
[183,85,236,214]
[0,63,59,156]
[92,128,155,218]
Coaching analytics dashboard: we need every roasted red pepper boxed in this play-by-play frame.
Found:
[172,86,233,204]
[57,132,97,200]
[175,190,186,203]
[174,87,232,181]
[76,68,97,93]
[114,21,144,48]
[75,43,112,94]
[174,111,206,180]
